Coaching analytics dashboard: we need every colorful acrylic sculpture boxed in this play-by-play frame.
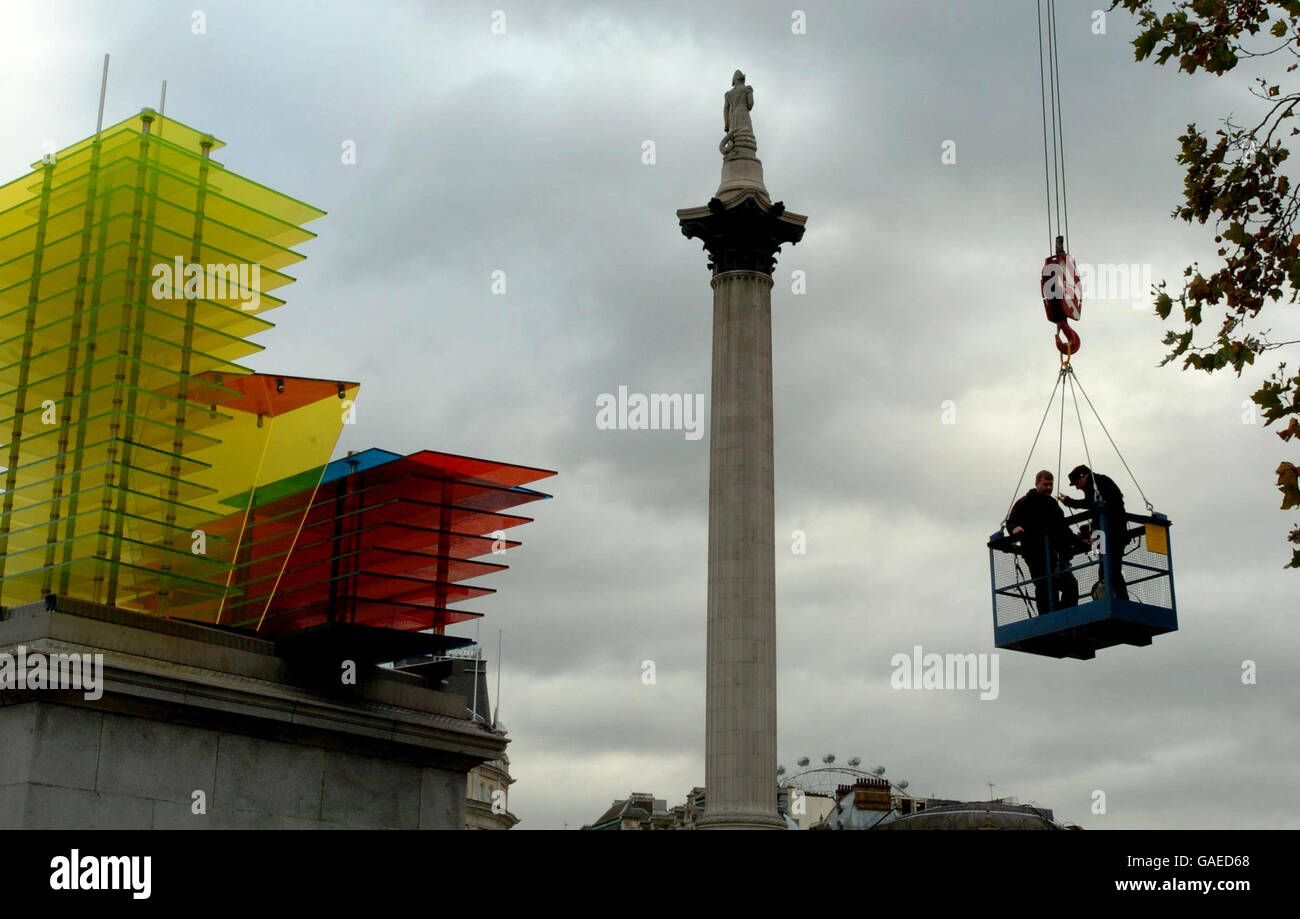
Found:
[0,109,552,637]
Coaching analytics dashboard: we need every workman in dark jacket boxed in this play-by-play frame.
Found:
[1007,469,1085,616]
[1059,464,1129,601]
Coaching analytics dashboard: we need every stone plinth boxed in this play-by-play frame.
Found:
[0,598,502,829]
[718,128,765,197]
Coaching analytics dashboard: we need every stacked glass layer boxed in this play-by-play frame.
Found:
[252,448,555,636]
[0,109,354,622]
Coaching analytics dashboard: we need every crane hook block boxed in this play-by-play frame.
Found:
[1042,249,1082,355]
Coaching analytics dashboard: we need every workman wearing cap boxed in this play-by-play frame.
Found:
[1059,464,1130,601]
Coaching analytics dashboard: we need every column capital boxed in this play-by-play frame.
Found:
[677,191,807,277]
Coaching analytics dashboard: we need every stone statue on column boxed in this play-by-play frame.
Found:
[721,70,755,157]
[714,70,766,197]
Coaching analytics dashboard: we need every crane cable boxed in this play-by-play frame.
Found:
[1002,367,1066,524]
[1003,365,1155,524]
[1051,0,1071,254]
[1038,0,1070,255]
[1035,1,1151,512]
[1070,368,1155,512]
[1004,3,1156,525]
[1056,366,1066,500]
[1066,370,1094,478]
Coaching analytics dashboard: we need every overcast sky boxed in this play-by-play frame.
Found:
[6,0,1297,830]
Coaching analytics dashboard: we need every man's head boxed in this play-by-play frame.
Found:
[732,70,745,85]
[1034,470,1054,495]
[1068,464,1091,490]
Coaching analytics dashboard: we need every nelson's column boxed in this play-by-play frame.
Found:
[677,71,806,830]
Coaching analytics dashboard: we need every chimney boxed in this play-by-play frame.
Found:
[853,777,892,811]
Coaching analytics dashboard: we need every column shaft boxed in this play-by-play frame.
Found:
[702,269,782,829]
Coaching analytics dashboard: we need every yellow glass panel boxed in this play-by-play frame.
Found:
[0,109,341,624]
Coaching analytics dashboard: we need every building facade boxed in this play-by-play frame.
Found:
[812,777,1067,830]
[444,655,519,829]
